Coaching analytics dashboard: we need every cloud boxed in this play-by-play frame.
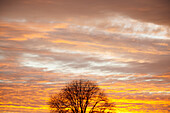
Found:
[0,0,169,26]
[0,1,169,112]
[0,16,169,76]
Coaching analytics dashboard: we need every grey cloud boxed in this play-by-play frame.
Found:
[0,1,169,112]
[0,0,169,26]
[1,23,169,76]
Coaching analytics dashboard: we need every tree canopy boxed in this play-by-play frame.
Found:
[48,79,115,113]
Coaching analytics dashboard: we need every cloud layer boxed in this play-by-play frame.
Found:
[0,0,170,113]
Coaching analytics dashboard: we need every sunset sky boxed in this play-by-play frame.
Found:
[0,0,170,113]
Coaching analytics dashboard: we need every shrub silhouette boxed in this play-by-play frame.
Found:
[48,79,115,113]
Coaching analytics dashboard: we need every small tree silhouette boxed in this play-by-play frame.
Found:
[48,79,115,113]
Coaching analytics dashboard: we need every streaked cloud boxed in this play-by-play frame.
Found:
[0,0,169,113]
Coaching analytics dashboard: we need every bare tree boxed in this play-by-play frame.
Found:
[48,79,115,113]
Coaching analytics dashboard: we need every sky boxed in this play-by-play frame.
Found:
[0,0,170,113]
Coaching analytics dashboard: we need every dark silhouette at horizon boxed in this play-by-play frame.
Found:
[48,79,115,113]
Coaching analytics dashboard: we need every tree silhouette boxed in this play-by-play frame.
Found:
[48,79,115,113]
